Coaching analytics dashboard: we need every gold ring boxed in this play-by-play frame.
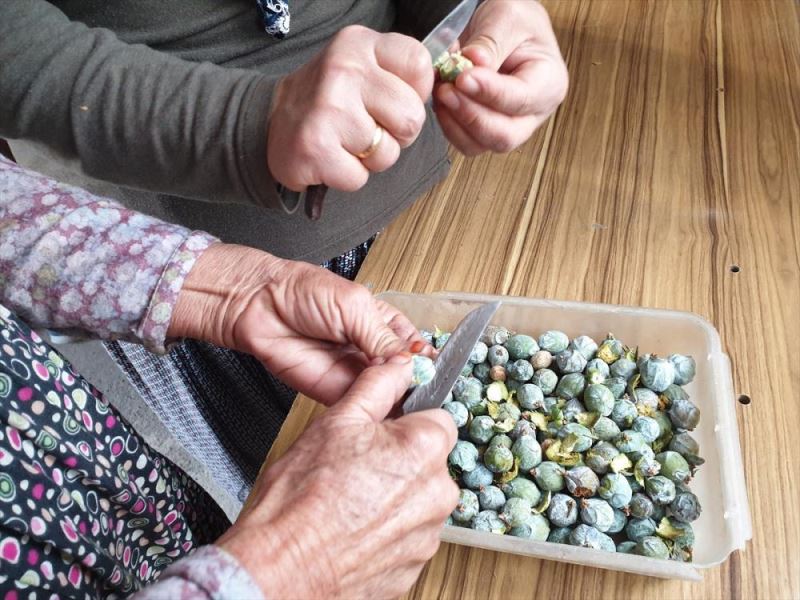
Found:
[355,125,384,160]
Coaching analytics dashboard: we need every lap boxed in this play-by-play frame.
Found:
[0,306,227,599]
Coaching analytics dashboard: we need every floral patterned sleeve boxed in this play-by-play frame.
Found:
[0,156,219,353]
[132,545,265,600]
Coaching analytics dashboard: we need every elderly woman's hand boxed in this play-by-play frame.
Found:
[168,243,431,406]
[267,26,433,193]
[218,355,458,598]
[434,0,568,155]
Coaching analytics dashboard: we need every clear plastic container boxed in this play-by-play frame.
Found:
[378,291,752,581]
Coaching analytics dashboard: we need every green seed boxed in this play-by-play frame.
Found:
[645,475,677,505]
[452,489,480,523]
[635,536,670,559]
[538,330,569,354]
[449,440,479,472]
[548,526,574,545]
[500,497,533,527]
[506,335,539,360]
[579,498,615,532]
[584,441,620,475]
[489,433,513,450]
[469,341,489,365]
[411,354,436,386]
[469,415,496,445]
[442,401,469,428]
[478,485,506,511]
[565,466,600,498]
[512,435,542,471]
[532,369,559,395]
[597,335,624,364]
[617,541,638,554]
[556,373,586,400]
[592,417,621,442]
[625,517,657,542]
[655,451,692,484]
[610,357,637,381]
[570,335,598,361]
[598,473,633,509]
[669,491,702,523]
[668,397,701,431]
[484,445,515,473]
[531,461,565,492]
[547,493,579,527]
[668,354,696,385]
[471,509,507,534]
[502,476,542,505]
[488,344,510,366]
[555,348,587,374]
[508,359,534,382]
[462,463,493,490]
[639,356,676,393]
[584,383,615,416]
[517,383,545,410]
[509,513,550,541]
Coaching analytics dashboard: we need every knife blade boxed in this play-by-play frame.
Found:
[300,0,479,221]
[402,300,501,414]
[422,0,479,63]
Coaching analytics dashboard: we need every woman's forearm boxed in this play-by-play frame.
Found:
[0,156,216,352]
[0,0,284,208]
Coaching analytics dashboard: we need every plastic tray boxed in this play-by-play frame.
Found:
[378,291,752,581]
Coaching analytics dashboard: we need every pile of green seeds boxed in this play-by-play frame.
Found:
[420,326,704,561]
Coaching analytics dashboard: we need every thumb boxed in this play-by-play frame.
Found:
[459,5,524,71]
[460,32,508,71]
[336,354,413,422]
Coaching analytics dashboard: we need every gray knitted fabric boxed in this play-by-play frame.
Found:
[104,237,375,504]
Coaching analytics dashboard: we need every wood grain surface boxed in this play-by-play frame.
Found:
[256,1,800,598]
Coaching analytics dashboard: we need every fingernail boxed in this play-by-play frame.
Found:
[409,341,426,354]
[458,73,479,95]
[387,352,412,365]
[439,87,460,111]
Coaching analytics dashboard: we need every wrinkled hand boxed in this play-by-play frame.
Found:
[434,0,568,155]
[169,243,431,406]
[218,356,459,598]
[268,25,434,192]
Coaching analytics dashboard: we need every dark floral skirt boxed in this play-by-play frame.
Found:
[0,305,227,599]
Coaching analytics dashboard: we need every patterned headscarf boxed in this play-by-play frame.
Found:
[256,0,291,38]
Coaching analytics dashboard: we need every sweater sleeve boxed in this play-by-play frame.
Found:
[131,545,265,600]
[0,156,218,353]
[0,0,289,210]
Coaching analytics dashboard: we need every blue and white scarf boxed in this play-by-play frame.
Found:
[256,0,291,38]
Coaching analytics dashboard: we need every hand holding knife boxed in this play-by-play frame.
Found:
[297,0,479,220]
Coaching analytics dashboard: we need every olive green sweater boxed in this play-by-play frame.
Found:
[1,0,456,263]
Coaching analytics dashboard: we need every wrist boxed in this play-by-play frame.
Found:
[168,243,286,348]
[217,524,295,599]
[217,504,336,598]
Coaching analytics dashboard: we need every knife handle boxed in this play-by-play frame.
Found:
[304,184,328,221]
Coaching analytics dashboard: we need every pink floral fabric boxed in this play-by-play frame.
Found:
[0,156,218,353]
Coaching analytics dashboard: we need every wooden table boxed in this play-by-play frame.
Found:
[261,1,800,598]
